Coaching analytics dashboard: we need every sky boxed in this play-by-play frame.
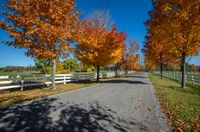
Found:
[0,0,199,67]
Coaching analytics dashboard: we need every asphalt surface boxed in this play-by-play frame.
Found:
[0,73,170,132]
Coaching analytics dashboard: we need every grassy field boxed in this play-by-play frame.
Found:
[0,71,42,76]
[149,74,200,131]
[0,71,104,76]
[0,82,96,108]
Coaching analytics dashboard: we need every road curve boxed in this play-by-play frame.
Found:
[0,73,170,132]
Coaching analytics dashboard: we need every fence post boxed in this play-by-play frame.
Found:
[33,75,36,81]
[76,74,78,82]
[92,73,95,80]
[21,79,24,91]
[185,74,187,83]
[192,75,194,84]
[64,75,66,85]
[173,72,175,79]
[45,75,50,87]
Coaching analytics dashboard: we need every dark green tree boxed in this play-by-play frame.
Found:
[63,58,79,72]
[35,59,51,74]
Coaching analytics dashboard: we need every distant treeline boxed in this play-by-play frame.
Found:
[0,65,36,72]
[153,63,200,72]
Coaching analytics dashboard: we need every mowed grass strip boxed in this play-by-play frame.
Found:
[149,74,200,131]
[0,82,96,109]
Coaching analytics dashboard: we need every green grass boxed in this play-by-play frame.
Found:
[0,71,104,76]
[0,71,42,76]
[149,74,200,131]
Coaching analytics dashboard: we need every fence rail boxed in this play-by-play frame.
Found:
[153,71,200,85]
[0,71,135,91]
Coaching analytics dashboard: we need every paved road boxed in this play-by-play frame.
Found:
[0,73,170,132]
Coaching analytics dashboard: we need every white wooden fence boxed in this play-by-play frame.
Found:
[0,71,135,91]
[153,71,200,85]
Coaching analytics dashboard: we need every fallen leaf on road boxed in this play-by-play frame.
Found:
[147,107,151,112]
[135,107,137,110]
[176,128,183,132]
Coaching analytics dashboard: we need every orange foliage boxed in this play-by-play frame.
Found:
[189,64,198,72]
[126,40,140,70]
[150,0,200,58]
[115,40,140,71]
[0,0,78,59]
[144,0,200,82]
[144,59,156,71]
[75,19,126,67]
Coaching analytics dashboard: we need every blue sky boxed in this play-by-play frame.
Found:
[0,0,199,67]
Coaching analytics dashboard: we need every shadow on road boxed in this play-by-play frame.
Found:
[124,75,147,79]
[0,98,149,132]
[100,79,147,85]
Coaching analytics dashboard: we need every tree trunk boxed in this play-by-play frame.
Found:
[181,55,186,88]
[114,64,118,77]
[96,65,100,82]
[51,58,56,90]
[160,62,163,79]
[125,65,128,75]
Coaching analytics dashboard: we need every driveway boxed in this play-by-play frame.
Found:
[0,73,170,132]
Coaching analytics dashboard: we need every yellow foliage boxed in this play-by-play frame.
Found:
[56,62,64,72]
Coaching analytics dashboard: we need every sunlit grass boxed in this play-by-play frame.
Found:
[0,82,96,108]
[0,71,42,76]
[149,74,200,131]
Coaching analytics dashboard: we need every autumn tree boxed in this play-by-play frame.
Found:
[145,0,200,87]
[0,0,78,89]
[144,59,156,71]
[143,26,178,79]
[187,64,198,72]
[75,11,126,81]
[116,40,140,74]
[125,40,140,72]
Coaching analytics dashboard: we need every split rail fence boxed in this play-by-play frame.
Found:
[0,71,135,91]
[153,71,200,85]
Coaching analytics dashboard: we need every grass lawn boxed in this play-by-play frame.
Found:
[0,71,42,76]
[149,74,200,131]
[0,82,96,109]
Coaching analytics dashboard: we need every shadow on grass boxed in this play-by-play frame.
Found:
[164,77,200,96]
[0,98,149,132]
[153,75,200,96]
[168,85,200,96]
[0,95,27,109]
